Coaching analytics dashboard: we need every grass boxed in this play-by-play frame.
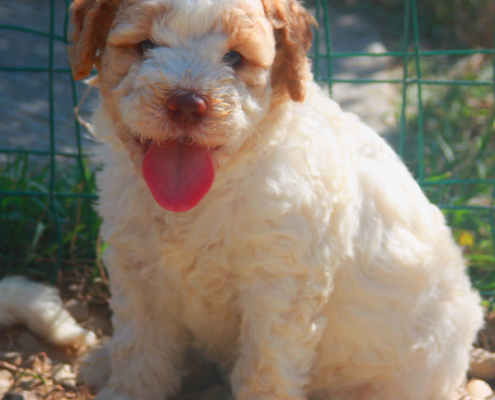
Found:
[0,153,102,282]
[399,54,495,295]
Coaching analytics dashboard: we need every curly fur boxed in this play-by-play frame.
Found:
[69,0,483,399]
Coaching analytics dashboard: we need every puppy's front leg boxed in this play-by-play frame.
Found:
[96,287,187,400]
[231,274,329,400]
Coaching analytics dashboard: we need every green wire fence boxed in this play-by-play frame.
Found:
[0,0,494,291]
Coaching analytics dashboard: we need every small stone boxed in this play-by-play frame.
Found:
[68,284,80,292]
[469,348,495,381]
[466,379,493,398]
[52,364,77,390]
[0,353,22,366]
[27,353,51,376]
[18,374,41,391]
[0,361,18,373]
[0,370,14,398]
[3,391,39,400]
[64,299,90,322]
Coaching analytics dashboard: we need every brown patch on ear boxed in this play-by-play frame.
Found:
[262,0,316,102]
[69,0,123,80]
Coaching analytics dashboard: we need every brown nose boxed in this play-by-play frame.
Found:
[167,91,207,125]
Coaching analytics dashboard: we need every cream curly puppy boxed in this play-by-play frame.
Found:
[69,0,483,399]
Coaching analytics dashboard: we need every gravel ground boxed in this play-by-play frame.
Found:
[0,275,112,400]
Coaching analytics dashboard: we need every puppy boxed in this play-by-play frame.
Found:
[69,0,483,399]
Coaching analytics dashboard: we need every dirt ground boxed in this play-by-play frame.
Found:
[2,274,495,400]
[0,275,112,400]
[0,273,231,400]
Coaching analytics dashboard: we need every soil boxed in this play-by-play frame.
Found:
[0,272,230,400]
[0,275,112,400]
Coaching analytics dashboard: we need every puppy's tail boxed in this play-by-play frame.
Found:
[0,276,97,347]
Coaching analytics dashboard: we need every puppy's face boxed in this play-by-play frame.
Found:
[70,0,314,210]
[111,0,277,152]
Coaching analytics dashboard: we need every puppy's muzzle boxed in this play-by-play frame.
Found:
[167,91,207,126]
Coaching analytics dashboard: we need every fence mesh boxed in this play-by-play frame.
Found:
[0,0,494,290]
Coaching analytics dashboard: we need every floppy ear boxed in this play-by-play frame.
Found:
[263,0,316,102]
[69,0,122,80]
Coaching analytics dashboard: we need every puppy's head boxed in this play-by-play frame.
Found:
[69,0,315,211]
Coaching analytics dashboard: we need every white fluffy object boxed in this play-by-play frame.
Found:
[0,276,97,347]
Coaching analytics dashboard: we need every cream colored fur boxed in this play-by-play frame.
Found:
[72,0,483,399]
[0,276,97,347]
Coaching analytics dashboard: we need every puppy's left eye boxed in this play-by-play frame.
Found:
[222,51,243,68]
[139,39,158,53]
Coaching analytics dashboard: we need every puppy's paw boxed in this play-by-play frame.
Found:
[78,342,111,394]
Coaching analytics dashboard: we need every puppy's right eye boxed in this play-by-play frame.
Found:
[222,51,243,68]
[139,39,158,53]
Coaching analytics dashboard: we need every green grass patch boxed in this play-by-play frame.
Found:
[0,154,101,281]
[400,54,495,292]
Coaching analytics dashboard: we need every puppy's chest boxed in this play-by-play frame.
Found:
[177,247,241,360]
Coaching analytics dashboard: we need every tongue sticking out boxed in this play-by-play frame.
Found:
[142,140,215,212]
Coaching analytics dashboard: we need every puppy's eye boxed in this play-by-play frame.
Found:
[222,51,243,67]
[139,39,158,53]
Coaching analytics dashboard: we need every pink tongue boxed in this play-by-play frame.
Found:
[142,141,215,212]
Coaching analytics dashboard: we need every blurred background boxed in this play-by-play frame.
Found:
[0,0,494,294]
